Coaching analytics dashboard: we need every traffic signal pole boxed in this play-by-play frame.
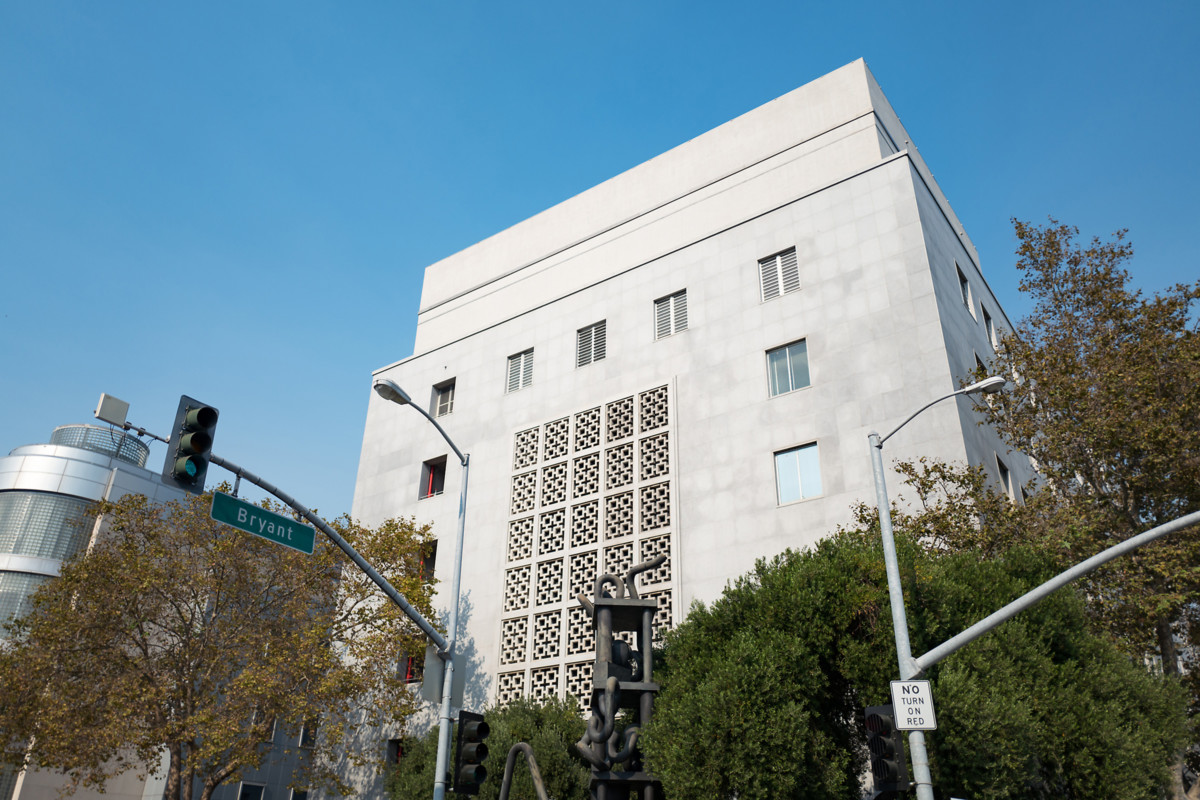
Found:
[207,452,450,652]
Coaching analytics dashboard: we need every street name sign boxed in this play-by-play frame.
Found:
[210,491,316,555]
[890,679,937,730]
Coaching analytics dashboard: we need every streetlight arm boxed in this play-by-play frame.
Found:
[876,376,1005,446]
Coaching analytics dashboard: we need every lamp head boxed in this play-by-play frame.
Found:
[373,378,412,406]
[964,376,1007,395]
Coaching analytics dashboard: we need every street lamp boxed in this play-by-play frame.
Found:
[867,375,1005,800]
[373,377,470,800]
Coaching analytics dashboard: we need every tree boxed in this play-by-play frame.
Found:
[977,218,1200,662]
[0,490,437,800]
[387,696,590,800]
[972,219,1200,796]
[640,482,1188,799]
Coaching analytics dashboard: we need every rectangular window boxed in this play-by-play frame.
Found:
[420,541,437,584]
[399,652,424,684]
[654,290,688,340]
[419,456,447,500]
[386,739,405,765]
[956,263,974,315]
[576,321,607,367]
[252,709,276,743]
[507,349,534,393]
[997,455,1013,501]
[759,247,800,301]
[766,340,810,397]
[237,784,265,800]
[432,379,455,417]
[982,307,996,350]
[291,792,309,800]
[300,720,318,748]
[775,443,822,504]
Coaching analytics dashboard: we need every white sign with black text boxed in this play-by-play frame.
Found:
[890,679,937,730]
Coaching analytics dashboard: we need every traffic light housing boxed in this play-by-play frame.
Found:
[163,395,218,494]
[865,704,909,794]
[452,710,489,795]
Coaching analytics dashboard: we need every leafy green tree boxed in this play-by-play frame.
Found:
[388,696,589,800]
[0,490,436,800]
[977,219,1200,665]
[641,482,1188,799]
[969,219,1200,796]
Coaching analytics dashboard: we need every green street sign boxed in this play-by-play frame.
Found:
[210,491,316,555]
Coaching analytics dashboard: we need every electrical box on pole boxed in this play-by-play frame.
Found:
[162,395,218,494]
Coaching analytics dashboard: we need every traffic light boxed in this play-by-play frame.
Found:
[452,710,490,795]
[865,704,909,794]
[162,395,219,494]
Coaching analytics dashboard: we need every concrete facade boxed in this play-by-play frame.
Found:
[349,59,1034,794]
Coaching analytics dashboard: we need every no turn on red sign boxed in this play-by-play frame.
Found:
[890,680,938,730]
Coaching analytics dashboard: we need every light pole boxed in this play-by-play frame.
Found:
[374,378,469,800]
[867,375,1005,800]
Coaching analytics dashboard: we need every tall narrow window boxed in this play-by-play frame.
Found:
[956,263,974,315]
[431,379,455,417]
[420,541,437,584]
[299,721,318,748]
[766,340,811,396]
[419,456,447,499]
[759,247,800,301]
[386,739,405,765]
[775,443,822,504]
[576,321,607,367]
[996,455,1013,501]
[982,307,996,350]
[654,290,688,340]
[398,652,423,684]
[507,349,534,392]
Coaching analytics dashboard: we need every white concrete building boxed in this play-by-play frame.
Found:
[351,57,1032,767]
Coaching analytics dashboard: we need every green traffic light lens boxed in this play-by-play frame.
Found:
[174,456,199,480]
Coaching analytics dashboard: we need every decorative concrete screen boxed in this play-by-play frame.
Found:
[497,384,677,709]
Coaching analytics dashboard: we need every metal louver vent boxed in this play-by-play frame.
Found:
[654,291,687,340]
[508,349,534,393]
[576,321,607,367]
[759,247,800,301]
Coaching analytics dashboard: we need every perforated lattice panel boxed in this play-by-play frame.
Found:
[507,518,534,562]
[511,472,537,515]
[497,672,525,705]
[536,559,564,606]
[501,384,675,708]
[500,618,528,664]
[504,566,531,612]
[639,432,670,481]
[532,611,562,660]
[605,443,634,490]
[604,541,633,579]
[565,661,593,713]
[539,462,567,507]
[638,535,671,586]
[544,418,570,461]
[530,665,559,699]
[538,510,565,555]
[606,397,634,442]
[640,482,671,531]
[639,386,669,432]
[575,407,601,452]
[567,606,592,655]
[568,550,598,599]
[572,452,600,498]
[604,492,634,540]
[514,428,540,471]
[570,501,599,547]
[645,589,673,639]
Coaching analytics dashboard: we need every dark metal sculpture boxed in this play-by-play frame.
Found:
[496,742,551,800]
[573,555,666,800]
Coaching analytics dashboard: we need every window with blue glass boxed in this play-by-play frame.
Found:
[774,443,822,504]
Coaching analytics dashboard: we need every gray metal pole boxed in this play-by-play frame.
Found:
[371,385,469,800]
[868,433,934,800]
[913,507,1200,674]
[432,454,469,800]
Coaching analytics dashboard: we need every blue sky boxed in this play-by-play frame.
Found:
[2,2,1196,518]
